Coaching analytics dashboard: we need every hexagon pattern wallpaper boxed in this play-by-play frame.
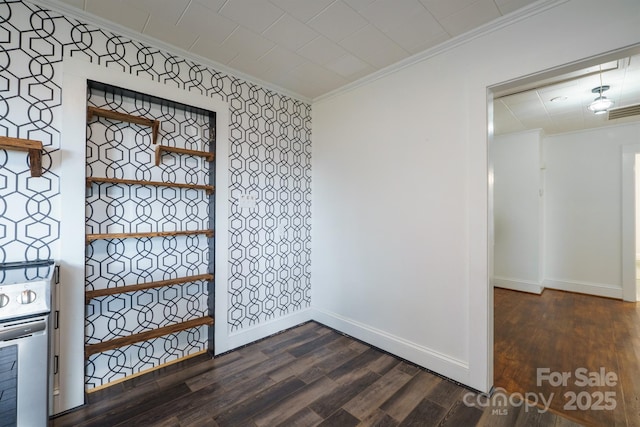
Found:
[0,0,312,384]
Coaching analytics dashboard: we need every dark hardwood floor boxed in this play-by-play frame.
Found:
[495,288,640,427]
[51,321,581,427]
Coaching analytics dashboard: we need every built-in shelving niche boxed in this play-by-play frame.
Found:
[81,80,216,391]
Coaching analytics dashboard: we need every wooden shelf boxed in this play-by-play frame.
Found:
[88,106,160,144]
[86,274,214,301]
[0,136,44,177]
[86,229,214,243]
[85,316,214,358]
[86,177,214,195]
[155,144,214,166]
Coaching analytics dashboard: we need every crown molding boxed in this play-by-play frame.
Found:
[312,0,570,103]
[27,0,313,104]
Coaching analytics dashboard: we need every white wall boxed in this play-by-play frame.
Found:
[312,0,640,392]
[493,130,543,293]
[543,123,640,298]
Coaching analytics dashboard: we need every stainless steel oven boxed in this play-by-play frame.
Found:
[0,260,55,427]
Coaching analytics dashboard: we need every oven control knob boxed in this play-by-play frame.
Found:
[0,293,8,308]
[20,290,37,304]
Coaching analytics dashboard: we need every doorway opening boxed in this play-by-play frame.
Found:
[489,44,640,425]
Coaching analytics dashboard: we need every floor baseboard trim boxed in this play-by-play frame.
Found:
[215,308,313,355]
[312,319,482,395]
[492,277,543,294]
[309,307,470,386]
[542,279,623,299]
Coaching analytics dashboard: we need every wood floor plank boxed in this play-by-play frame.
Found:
[141,416,179,427]
[186,374,275,418]
[259,327,323,355]
[342,365,416,420]
[185,348,270,391]
[423,377,464,408]
[380,370,441,422]
[553,413,586,426]
[348,339,371,353]
[277,407,323,427]
[117,366,271,426]
[252,322,327,353]
[268,344,336,382]
[326,347,386,382]
[308,370,381,418]
[298,340,366,384]
[213,376,306,426]
[287,331,343,357]
[77,382,192,427]
[613,304,640,426]
[57,376,163,426]
[196,373,278,418]
[253,376,338,426]
[367,353,401,376]
[116,372,275,425]
[438,401,484,427]
[317,408,360,427]
[294,321,330,335]
[513,405,560,427]
[395,362,421,376]
[176,411,219,427]
[202,348,296,393]
[153,354,225,389]
[396,398,447,427]
[357,409,400,427]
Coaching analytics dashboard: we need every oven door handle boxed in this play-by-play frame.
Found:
[0,320,46,342]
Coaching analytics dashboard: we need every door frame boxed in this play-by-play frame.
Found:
[621,145,640,302]
[59,57,230,413]
[488,44,640,388]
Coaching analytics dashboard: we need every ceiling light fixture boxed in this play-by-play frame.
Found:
[588,86,614,115]
[588,66,614,115]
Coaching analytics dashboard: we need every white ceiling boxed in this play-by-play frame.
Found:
[494,54,640,135]
[46,0,640,135]
[52,0,541,100]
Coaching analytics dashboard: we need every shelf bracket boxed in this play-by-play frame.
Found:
[0,136,44,177]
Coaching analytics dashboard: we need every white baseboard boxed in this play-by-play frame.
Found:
[310,307,470,386]
[542,279,623,299]
[492,277,543,294]
[214,308,312,355]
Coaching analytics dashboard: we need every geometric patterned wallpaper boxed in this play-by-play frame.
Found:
[0,1,311,333]
[85,86,212,388]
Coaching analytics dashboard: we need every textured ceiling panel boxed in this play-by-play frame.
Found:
[494,55,640,135]
[53,0,542,100]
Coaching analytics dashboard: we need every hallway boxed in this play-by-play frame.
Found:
[494,288,640,426]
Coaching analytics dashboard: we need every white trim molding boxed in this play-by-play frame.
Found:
[542,279,623,299]
[221,308,313,352]
[493,277,544,294]
[622,144,640,302]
